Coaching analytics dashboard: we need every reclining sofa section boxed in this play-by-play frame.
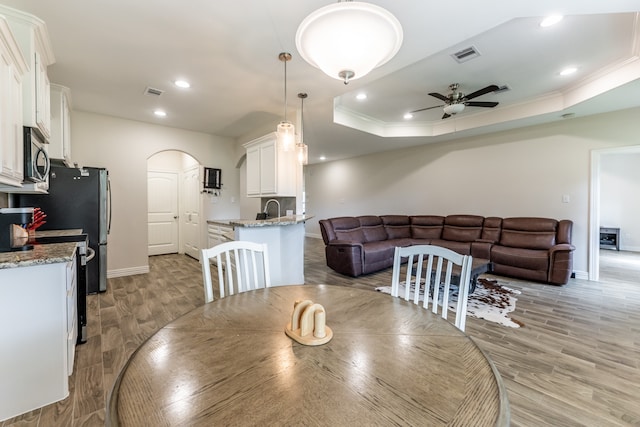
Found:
[319,214,575,285]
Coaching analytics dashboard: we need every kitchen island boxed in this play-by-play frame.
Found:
[0,241,78,421]
[228,215,311,286]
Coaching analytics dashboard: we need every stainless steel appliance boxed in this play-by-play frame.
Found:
[31,232,91,344]
[23,127,50,189]
[16,165,111,294]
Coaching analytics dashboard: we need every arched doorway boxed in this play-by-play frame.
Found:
[147,150,201,259]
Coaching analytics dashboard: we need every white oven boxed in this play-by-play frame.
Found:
[23,126,50,184]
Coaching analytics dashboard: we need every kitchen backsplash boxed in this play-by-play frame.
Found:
[0,193,8,208]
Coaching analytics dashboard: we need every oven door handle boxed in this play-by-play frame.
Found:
[86,247,96,262]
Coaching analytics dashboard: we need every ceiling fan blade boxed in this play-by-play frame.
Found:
[466,101,499,108]
[410,105,444,113]
[429,92,449,102]
[442,113,451,119]
[464,85,499,101]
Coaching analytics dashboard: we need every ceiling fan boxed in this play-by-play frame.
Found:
[411,83,499,119]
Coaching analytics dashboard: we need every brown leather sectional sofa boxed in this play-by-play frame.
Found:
[319,214,575,285]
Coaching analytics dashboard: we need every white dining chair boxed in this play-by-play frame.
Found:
[391,245,472,331]
[201,240,271,303]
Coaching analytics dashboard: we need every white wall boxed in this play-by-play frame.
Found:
[304,107,640,277]
[71,111,239,276]
[600,152,640,251]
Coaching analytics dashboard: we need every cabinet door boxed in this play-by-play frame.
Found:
[0,48,23,186]
[246,146,261,196]
[259,141,277,194]
[35,52,51,139]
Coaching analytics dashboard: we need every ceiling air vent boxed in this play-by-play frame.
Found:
[144,86,164,96]
[451,46,480,63]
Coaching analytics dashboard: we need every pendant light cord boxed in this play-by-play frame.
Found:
[279,52,292,122]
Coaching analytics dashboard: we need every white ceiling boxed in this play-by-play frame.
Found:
[1,1,639,163]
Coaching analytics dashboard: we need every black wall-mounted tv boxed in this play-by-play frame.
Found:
[204,167,222,189]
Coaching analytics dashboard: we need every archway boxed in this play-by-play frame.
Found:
[147,150,201,259]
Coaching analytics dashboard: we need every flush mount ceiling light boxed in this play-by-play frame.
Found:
[296,92,309,166]
[174,79,191,88]
[153,109,167,117]
[276,52,295,151]
[295,1,403,84]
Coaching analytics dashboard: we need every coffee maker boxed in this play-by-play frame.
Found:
[0,207,34,252]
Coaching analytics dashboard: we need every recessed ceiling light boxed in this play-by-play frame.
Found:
[319,156,326,161]
[356,93,367,101]
[403,113,413,120]
[540,15,563,27]
[174,80,191,88]
[154,109,167,117]
[560,67,577,76]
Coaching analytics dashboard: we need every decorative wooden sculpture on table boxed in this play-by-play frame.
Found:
[285,300,333,345]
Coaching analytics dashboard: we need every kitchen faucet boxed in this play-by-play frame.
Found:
[263,199,281,219]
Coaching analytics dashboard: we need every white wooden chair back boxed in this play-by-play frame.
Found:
[391,245,472,331]
[201,240,271,303]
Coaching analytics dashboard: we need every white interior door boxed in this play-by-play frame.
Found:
[148,171,179,255]
[182,165,201,259]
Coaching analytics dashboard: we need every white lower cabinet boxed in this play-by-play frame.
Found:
[0,252,77,422]
[207,222,233,248]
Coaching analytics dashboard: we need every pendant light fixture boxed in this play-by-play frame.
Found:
[295,1,403,84]
[297,92,309,166]
[276,52,295,151]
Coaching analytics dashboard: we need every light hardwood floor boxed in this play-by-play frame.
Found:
[2,242,639,426]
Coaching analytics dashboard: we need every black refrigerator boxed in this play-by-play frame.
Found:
[17,165,111,294]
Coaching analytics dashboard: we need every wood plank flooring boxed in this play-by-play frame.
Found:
[2,241,640,426]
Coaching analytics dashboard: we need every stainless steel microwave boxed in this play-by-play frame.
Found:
[23,127,50,183]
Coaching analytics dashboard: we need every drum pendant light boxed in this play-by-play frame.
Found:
[296,92,309,166]
[276,52,295,151]
[295,1,403,84]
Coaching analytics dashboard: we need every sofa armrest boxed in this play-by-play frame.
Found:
[471,239,494,259]
[549,243,575,254]
[325,241,365,277]
[548,243,575,285]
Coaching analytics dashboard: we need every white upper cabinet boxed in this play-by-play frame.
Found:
[49,84,72,165]
[0,16,28,187]
[0,5,55,141]
[243,132,297,198]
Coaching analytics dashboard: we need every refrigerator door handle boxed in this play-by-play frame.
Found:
[107,178,112,235]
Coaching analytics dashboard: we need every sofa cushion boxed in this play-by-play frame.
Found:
[481,217,502,242]
[441,215,484,242]
[491,245,549,271]
[430,239,472,256]
[381,215,411,239]
[500,217,558,250]
[362,240,396,264]
[410,215,444,239]
[358,215,388,242]
[330,217,366,243]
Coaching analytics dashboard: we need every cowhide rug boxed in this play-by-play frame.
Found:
[375,278,523,328]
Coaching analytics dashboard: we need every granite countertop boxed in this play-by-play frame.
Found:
[0,242,78,269]
[230,214,313,228]
[35,229,83,238]
[206,219,237,226]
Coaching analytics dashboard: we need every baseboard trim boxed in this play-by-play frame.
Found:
[573,270,588,280]
[305,233,323,239]
[107,265,150,278]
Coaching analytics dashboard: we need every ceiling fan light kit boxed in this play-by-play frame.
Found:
[276,52,295,151]
[295,1,403,84]
[412,83,500,119]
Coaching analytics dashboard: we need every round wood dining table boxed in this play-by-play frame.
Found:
[108,285,509,426]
